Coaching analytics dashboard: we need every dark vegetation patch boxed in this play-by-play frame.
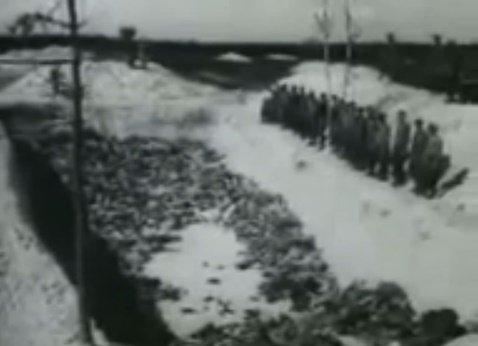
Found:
[2,34,478,100]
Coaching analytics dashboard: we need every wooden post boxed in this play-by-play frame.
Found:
[322,0,332,96]
[343,0,352,100]
[65,0,93,343]
[314,0,332,94]
[343,0,360,101]
[314,0,333,134]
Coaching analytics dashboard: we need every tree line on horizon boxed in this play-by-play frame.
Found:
[3,8,478,102]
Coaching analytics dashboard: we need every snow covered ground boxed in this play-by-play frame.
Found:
[265,53,298,61]
[0,46,94,89]
[144,223,288,336]
[0,46,83,63]
[280,63,478,229]
[446,334,478,346]
[3,47,478,342]
[215,52,252,63]
[0,49,250,340]
[0,126,82,346]
[0,49,85,346]
[206,62,478,322]
[0,60,218,105]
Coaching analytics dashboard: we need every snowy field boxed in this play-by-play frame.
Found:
[208,63,478,322]
[1,48,478,345]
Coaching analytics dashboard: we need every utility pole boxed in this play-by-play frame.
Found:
[342,0,360,101]
[6,7,91,341]
[314,0,333,97]
[343,0,352,100]
[314,0,334,146]
[66,0,92,343]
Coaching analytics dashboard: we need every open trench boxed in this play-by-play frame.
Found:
[0,105,175,346]
[0,102,472,346]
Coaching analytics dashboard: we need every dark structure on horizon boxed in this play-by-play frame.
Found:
[1,34,478,102]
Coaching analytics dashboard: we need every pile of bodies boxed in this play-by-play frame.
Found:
[34,128,335,304]
[31,126,468,345]
[262,85,468,198]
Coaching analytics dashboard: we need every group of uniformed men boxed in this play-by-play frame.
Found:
[261,84,451,197]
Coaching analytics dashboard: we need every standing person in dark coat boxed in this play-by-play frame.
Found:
[295,89,306,137]
[316,93,328,148]
[350,110,363,167]
[376,113,391,180]
[298,88,310,138]
[357,108,369,169]
[275,85,288,125]
[341,102,355,158]
[392,111,411,186]
[422,123,445,197]
[410,119,429,193]
[330,98,343,151]
[366,111,379,174]
[304,92,318,142]
[285,86,299,131]
[261,87,276,123]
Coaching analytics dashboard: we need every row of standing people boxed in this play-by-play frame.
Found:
[261,84,452,197]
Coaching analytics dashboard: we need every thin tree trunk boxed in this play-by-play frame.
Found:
[324,34,332,96]
[65,0,93,343]
[343,42,352,100]
[343,0,353,101]
[323,0,332,98]
[315,0,333,128]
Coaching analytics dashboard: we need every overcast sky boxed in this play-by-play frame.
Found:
[1,0,477,42]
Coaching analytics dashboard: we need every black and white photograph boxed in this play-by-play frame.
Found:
[0,0,477,345]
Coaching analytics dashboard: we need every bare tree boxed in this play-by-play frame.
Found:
[342,0,362,100]
[314,0,334,96]
[8,14,35,36]
[7,1,84,37]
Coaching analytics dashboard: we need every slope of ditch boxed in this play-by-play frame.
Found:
[1,107,175,346]
[0,124,83,346]
[21,114,472,346]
